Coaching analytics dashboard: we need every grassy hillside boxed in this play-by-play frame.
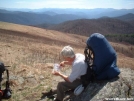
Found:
[47,18,134,44]
[0,21,134,101]
[47,18,134,35]
[0,21,87,101]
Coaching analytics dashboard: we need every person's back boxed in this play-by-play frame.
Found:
[69,53,87,82]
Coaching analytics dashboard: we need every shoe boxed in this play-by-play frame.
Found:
[53,98,61,101]
[65,89,74,95]
[42,89,53,97]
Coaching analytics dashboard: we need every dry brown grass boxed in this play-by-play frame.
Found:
[0,22,86,101]
[111,42,134,69]
[0,21,134,101]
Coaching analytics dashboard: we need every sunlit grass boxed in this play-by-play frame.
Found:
[0,22,134,100]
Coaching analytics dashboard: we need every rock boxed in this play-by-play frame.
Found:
[18,77,25,84]
[9,75,18,80]
[27,71,35,78]
[69,68,134,101]
[39,75,45,80]
[27,78,38,86]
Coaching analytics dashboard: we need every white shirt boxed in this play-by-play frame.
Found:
[68,53,88,82]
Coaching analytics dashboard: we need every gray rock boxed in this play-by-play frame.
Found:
[27,78,38,86]
[40,75,45,80]
[69,68,134,101]
[18,77,25,84]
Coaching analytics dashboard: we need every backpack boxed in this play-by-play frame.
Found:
[0,62,12,100]
[81,33,120,88]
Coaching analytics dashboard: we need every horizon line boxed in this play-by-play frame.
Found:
[0,7,134,10]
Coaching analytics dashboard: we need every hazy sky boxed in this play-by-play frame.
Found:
[0,0,134,9]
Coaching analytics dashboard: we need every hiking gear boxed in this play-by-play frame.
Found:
[81,33,120,88]
[0,90,3,98]
[0,62,12,100]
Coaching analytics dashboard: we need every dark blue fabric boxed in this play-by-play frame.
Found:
[86,33,120,80]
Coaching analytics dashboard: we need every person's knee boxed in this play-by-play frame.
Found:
[57,81,69,90]
[57,81,64,89]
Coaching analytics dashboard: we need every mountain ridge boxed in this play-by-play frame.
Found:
[0,8,134,26]
[114,13,134,26]
[47,18,134,35]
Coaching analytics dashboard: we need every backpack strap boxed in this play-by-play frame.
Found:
[3,66,10,89]
[0,62,5,82]
[0,66,10,90]
[81,45,96,88]
[2,66,12,99]
[0,62,5,90]
[84,46,94,64]
[5,69,10,89]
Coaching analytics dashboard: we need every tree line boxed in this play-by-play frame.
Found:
[105,34,134,45]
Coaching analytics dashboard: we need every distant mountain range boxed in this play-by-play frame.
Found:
[0,8,134,25]
[0,8,134,35]
[0,10,81,25]
[2,8,134,17]
[114,13,134,26]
